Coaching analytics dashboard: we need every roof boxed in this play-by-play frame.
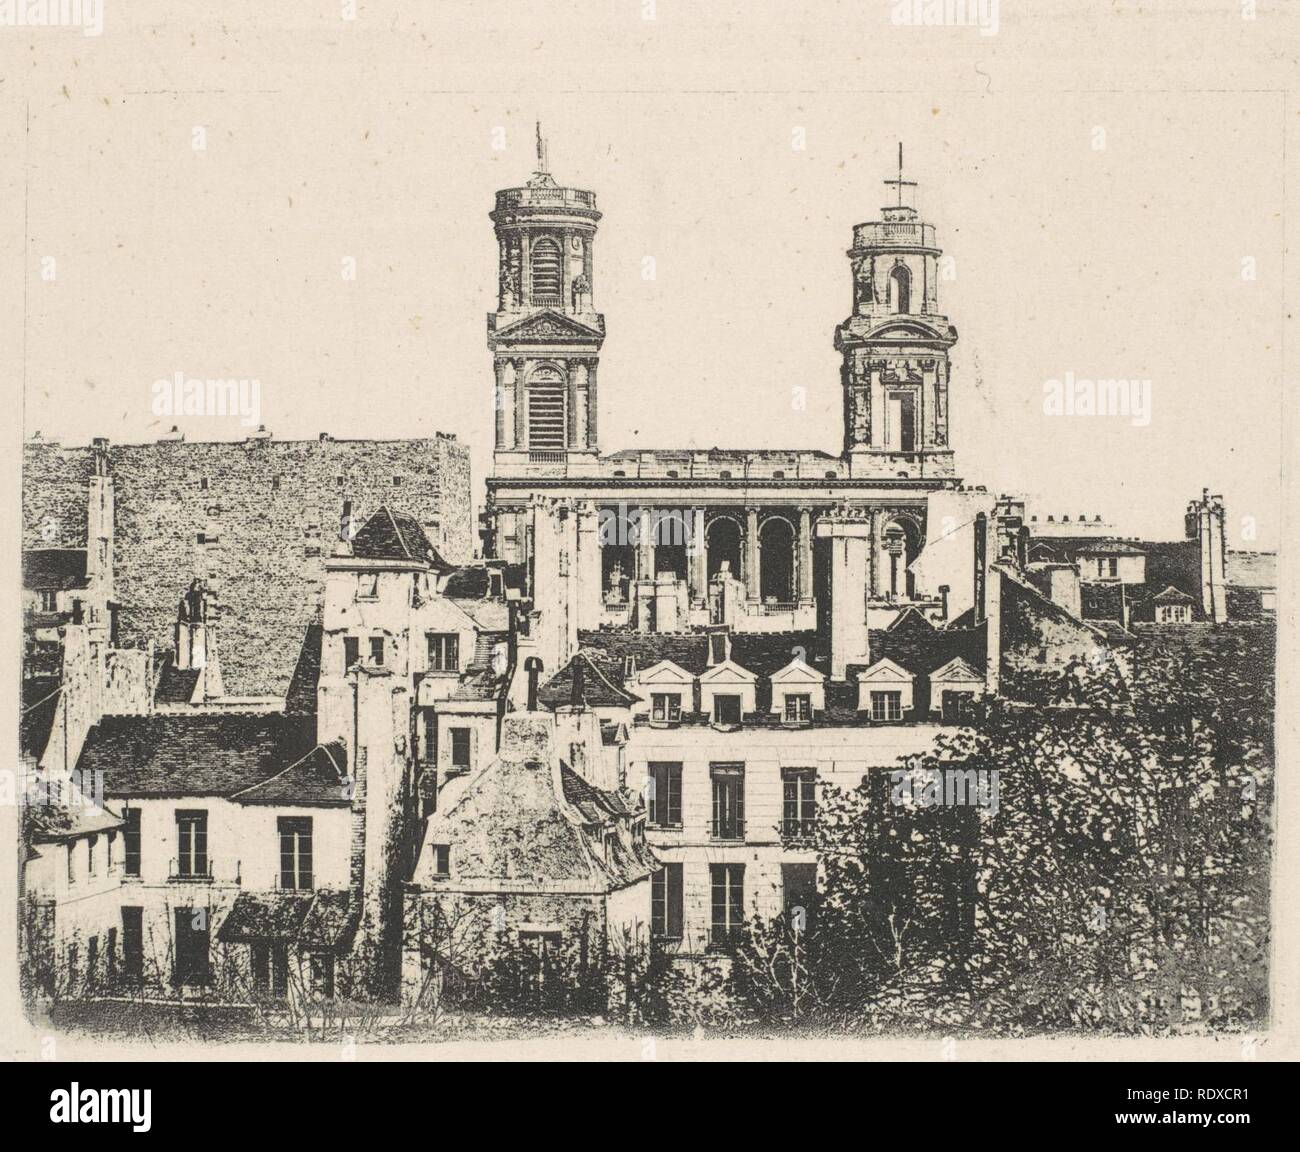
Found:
[217,889,358,950]
[21,675,61,760]
[1227,550,1276,588]
[23,549,89,592]
[1152,585,1196,604]
[297,889,361,949]
[154,657,200,705]
[74,713,350,804]
[25,778,124,843]
[540,652,641,710]
[350,507,449,567]
[1081,582,1125,622]
[229,741,349,805]
[414,714,654,892]
[1076,540,1146,556]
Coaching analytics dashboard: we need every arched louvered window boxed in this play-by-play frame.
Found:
[888,264,911,314]
[527,366,567,449]
[530,237,563,305]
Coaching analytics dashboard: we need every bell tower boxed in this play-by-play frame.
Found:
[835,147,958,479]
[487,126,604,470]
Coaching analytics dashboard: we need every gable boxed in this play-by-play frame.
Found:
[930,657,981,684]
[490,309,603,344]
[857,658,913,684]
[635,659,695,686]
[770,658,825,685]
[699,659,758,685]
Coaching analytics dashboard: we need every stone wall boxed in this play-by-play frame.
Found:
[23,435,473,698]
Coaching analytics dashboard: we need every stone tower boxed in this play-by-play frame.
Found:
[487,126,604,471]
[835,148,958,478]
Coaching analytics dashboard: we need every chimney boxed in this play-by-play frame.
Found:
[938,584,950,622]
[525,655,544,711]
[174,580,225,699]
[1191,489,1229,622]
[973,512,988,624]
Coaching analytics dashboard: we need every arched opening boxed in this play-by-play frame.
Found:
[527,365,567,450]
[530,237,562,305]
[653,510,689,581]
[880,517,921,600]
[888,263,911,314]
[599,506,635,603]
[707,516,743,583]
[759,516,796,603]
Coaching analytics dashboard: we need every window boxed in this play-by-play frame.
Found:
[651,863,684,940]
[530,236,563,302]
[782,768,817,836]
[427,632,460,672]
[87,834,97,876]
[123,809,140,877]
[710,763,745,840]
[888,263,911,314]
[1158,604,1191,624]
[254,942,289,997]
[392,475,404,487]
[782,863,818,928]
[527,366,567,449]
[710,864,745,947]
[431,845,450,877]
[647,762,682,828]
[1107,557,1119,578]
[369,636,385,665]
[173,907,211,986]
[450,728,471,770]
[39,590,58,612]
[66,844,75,885]
[199,477,208,491]
[650,693,681,723]
[343,636,360,672]
[356,573,379,599]
[106,830,115,870]
[870,691,903,722]
[196,533,206,544]
[278,817,313,890]
[121,907,143,984]
[175,810,208,878]
[712,694,742,726]
[309,952,336,998]
[783,694,812,723]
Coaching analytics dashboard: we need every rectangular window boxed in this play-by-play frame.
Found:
[123,809,140,877]
[431,845,450,876]
[173,907,211,986]
[710,763,745,840]
[175,810,208,878]
[712,694,742,726]
[1107,557,1119,578]
[710,863,745,947]
[450,728,471,770]
[343,636,360,672]
[651,862,684,940]
[651,693,681,722]
[87,834,97,876]
[39,590,58,612]
[870,691,903,722]
[783,694,812,722]
[782,863,818,927]
[272,943,289,997]
[121,907,143,984]
[647,762,682,827]
[369,636,385,665]
[278,817,313,890]
[310,952,336,998]
[251,942,270,992]
[66,844,75,885]
[782,767,817,836]
[427,632,460,671]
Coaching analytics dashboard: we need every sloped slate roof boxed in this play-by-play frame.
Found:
[351,506,448,567]
[577,630,712,677]
[25,786,123,843]
[1081,582,1125,622]
[21,675,61,759]
[75,713,330,800]
[23,549,89,591]
[217,892,314,942]
[540,652,641,709]
[229,741,349,806]
[154,657,200,705]
[868,621,988,676]
[1227,549,1276,588]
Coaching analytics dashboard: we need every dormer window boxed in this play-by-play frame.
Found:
[651,693,681,723]
[783,694,812,724]
[712,694,742,726]
[870,691,903,722]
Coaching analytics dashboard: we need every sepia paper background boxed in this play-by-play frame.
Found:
[1,0,1296,1061]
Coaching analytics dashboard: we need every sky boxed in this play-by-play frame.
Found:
[2,2,1289,551]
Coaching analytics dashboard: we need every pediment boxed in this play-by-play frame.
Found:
[490,309,603,345]
[856,657,913,683]
[770,658,825,685]
[635,660,695,685]
[699,659,757,684]
[930,657,981,684]
[866,320,945,343]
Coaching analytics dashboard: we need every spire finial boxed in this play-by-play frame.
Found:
[883,142,917,209]
[535,121,548,174]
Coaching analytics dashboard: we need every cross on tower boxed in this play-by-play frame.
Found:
[535,121,549,175]
[883,142,917,208]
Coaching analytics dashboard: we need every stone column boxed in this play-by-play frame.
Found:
[798,506,814,603]
[493,360,507,450]
[688,508,708,605]
[867,508,879,598]
[566,363,579,448]
[513,359,527,449]
[585,361,598,448]
[745,507,761,601]
[638,506,656,581]
[520,232,531,308]
[561,228,573,309]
